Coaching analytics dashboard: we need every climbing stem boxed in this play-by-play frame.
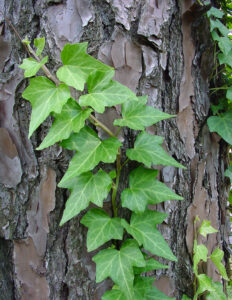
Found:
[112,149,121,217]
[89,115,115,138]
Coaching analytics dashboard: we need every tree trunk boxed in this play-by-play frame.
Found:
[0,0,230,299]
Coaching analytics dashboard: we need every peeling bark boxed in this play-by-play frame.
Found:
[0,0,230,299]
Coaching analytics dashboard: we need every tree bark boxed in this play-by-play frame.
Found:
[0,0,230,299]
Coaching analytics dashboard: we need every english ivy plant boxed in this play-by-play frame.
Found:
[19,37,185,299]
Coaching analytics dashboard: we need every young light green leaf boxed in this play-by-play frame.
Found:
[19,56,48,78]
[79,71,137,113]
[22,76,70,137]
[114,96,174,130]
[134,277,175,300]
[121,210,177,261]
[207,7,224,19]
[181,295,191,300]
[59,170,112,225]
[56,43,113,91]
[193,240,208,275]
[225,166,232,182]
[207,112,232,145]
[126,132,185,169]
[122,166,183,213]
[194,274,215,300]
[34,37,45,56]
[199,220,218,238]
[58,126,121,186]
[81,208,124,252]
[210,248,229,280]
[206,282,227,300]
[134,257,169,275]
[93,239,145,300]
[37,98,92,150]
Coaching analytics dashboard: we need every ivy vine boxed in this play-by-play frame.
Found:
[19,36,185,299]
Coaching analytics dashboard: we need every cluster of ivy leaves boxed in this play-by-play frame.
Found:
[19,38,186,299]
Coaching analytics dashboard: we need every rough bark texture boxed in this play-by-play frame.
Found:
[0,0,230,299]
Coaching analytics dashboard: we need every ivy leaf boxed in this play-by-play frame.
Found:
[193,240,208,275]
[134,277,175,300]
[218,50,232,68]
[127,132,185,169]
[59,170,112,225]
[114,96,174,130]
[102,289,126,300]
[199,220,218,238]
[207,7,224,19]
[207,112,232,145]
[93,239,145,300]
[210,248,229,280]
[22,76,70,137]
[121,210,177,261]
[56,43,113,91]
[79,71,136,113]
[134,257,169,275]
[225,166,232,182]
[218,36,232,56]
[37,98,92,150]
[226,87,232,101]
[34,37,45,56]
[206,282,227,300]
[194,274,216,300]
[19,56,48,78]
[181,295,191,300]
[122,166,183,213]
[80,208,124,252]
[210,19,230,36]
[58,126,121,186]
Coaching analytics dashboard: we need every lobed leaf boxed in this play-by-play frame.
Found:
[58,126,121,186]
[121,210,177,261]
[218,50,232,67]
[207,7,224,19]
[134,257,169,275]
[34,37,45,56]
[19,56,48,78]
[194,274,215,300]
[206,281,227,300]
[37,98,92,150]
[93,239,145,300]
[56,43,113,91]
[126,132,185,169]
[199,220,218,238]
[207,111,232,145]
[210,248,229,280]
[114,96,174,130]
[59,170,112,225]
[193,240,208,275]
[81,208,124,252]
[121,166,183,213]
[210,19,230,36]
[22,76,70,137]
[79,71,137,113]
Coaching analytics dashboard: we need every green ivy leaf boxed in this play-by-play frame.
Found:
[199,220,218,238]
[194,274,216,300]
[210,19,230,36]
[58,126,121,186]
[226,87,232,101]
[126,132,185,169]
[79,71,136,113]
[80,208,124,252]
[207,7,224,19]
[218,36,232,56]
[206,282,227,300]
[59,170,112,225]
[193,240,208,275]
[225,166,232,182]
[210,248,229,280]
[93,239,145,300]
[22,76,70,137]
[114,96,173,130]
[102,289,126,300]
[121,210,177,261]
[218,50,232,67]
[56,43,113,91]
[19,56,48,78]
[37,98,92,150]
[181,295,191,300]
[121,166,183,213]
[134,277,175,300]
[34,37,45,56]
[207,111,232,145]
[134,257,169,275]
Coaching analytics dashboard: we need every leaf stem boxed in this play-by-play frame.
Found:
[89,115,115,137]
[112,149,121,217]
